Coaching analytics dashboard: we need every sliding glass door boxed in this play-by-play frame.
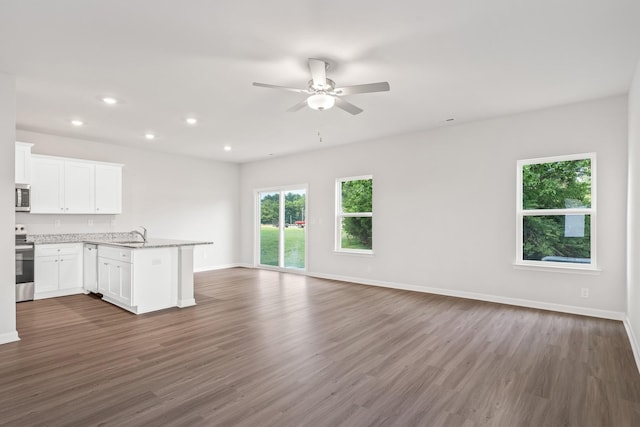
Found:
[258,188,306,270]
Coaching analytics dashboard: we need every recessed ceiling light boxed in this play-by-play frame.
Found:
[185,117,198,125]
[70,119,84,127]
[102,97,118,105]
[145,133,155,140]
[223,145,232,152]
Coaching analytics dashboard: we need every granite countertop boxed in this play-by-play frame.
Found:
[28,232,212,249]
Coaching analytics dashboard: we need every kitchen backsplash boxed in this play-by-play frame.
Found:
[15,212,122,235]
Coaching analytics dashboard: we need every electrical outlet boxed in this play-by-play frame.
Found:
[88,219,94,227]
[54,219,61,228]
[580,288,589,298]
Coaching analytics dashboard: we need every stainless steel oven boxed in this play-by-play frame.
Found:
[15,224,34,302]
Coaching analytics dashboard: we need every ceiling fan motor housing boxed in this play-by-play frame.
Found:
[309,78,335,92]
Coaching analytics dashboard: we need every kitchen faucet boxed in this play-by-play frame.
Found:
[132,226,147,242]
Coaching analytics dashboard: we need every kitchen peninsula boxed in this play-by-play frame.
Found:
[29,232,212,314]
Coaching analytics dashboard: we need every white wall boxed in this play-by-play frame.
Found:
[627,60,640,360]
[16,130,240,271]
[240,96,628,317]
[0,73,18,344]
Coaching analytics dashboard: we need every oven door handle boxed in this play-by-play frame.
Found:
[16,245,34,250]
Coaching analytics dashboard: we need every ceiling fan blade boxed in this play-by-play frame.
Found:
[252,82,308,93]
[334,97,363,115]
[308,58,327,88]
[286,99,308,112]
[334,82,390,96]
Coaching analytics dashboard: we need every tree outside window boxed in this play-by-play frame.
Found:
[336,176,373,253]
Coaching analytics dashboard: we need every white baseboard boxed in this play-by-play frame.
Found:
[194,263,244,272]
[0,330,20,345]
[34,287,85,300]
[624,317,640,374]
[177,298,196,308]
[236,262,254,269]
[306,271,626,321]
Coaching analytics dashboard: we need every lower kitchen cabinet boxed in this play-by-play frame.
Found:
[97,245,177,314]
[98,249,133,307]
[34,243,84,299]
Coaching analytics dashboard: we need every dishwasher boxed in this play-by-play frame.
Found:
[83,244,98,293]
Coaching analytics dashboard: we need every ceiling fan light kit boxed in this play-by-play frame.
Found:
[307,93,335,110]
[253,58,390,115]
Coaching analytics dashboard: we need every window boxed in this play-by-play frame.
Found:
[516,153,596,269]
[336,175,373,253]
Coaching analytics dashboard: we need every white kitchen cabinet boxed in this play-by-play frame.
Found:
[95,164,122,214]
[83,244,98,293]
[98,247,133,307]
[64,160,95,213]
[31,156,65,213]
[34,243,84,299]
[30,154,122,214]
[15,142,33,184]
[99,259,132,306]
[35,254,60,293]
[97,245,177,314]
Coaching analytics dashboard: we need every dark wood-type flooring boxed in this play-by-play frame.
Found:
[2,268,640,426]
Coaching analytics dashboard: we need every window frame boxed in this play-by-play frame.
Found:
[335,175,373,255]
[515,152,597,271]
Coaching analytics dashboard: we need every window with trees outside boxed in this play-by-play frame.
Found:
[336,175,373,253]
[516,153,596,269]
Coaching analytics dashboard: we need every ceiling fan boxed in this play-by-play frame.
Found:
[253,58,390,115]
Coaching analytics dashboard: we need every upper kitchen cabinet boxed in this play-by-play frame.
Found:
[15,142,33,183]
[95,164,122,214]
[31,155,65,213]
[65,160,96,213]
[31,154,123,214]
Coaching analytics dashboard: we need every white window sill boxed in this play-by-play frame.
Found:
[513,262,601,275]
[334,250,375,257]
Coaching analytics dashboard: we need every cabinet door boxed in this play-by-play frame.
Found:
[34,255,59,293]
[116,261,133,306]
[84,246,98,292]
[64,161,95,214]
[107,262,121,301]
[95,164,122,214]
[58,253,82,289]
[15,142,33,184]
[31,157,65,213]
[98,258,110,294]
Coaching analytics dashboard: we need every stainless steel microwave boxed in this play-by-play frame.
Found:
[15,184,30,212]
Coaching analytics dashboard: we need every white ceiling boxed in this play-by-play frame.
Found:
[1,1,640,163]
